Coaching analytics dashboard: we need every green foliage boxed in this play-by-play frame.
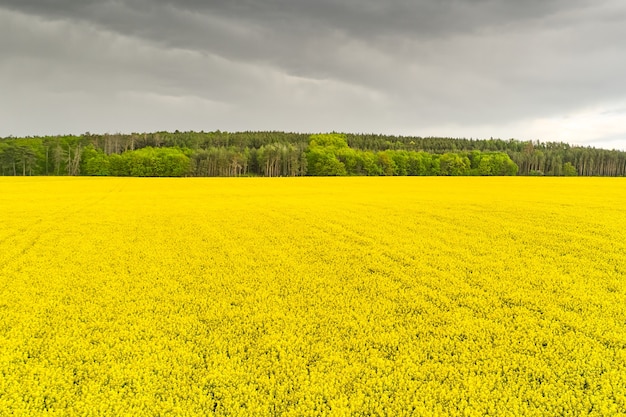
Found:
[360,151,383,176]
[122,147,191,177]
[309,133,349,150]
[429,155,441,176]
[83,147,191,177]
[377,151,397,176]
[0,139,45,175]
[439,153,471,176]
[406,152,432,176]
[1,130,624,177]
[390,151,409,176]
[108,154,129,176]
[306,134,349,176]
[306,148,347,176]
[472,153,519,176]
[336,147,361,175]
[563,162,577,176]
[82,146,110,176]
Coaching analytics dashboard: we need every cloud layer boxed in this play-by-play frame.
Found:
[2,0,626,149]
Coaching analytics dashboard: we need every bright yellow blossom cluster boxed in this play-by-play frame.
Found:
[0,176,625,416]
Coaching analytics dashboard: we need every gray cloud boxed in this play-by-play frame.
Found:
[1,0,625,149]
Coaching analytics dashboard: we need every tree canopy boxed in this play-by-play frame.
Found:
[1,131,624,177]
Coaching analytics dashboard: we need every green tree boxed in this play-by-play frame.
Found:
[439,153,471,176]
[306,148,347,176]
[108,154,129,176]
[305,134,349,176]
[360,151,382,176]
[309,133,349,149]
[82,146,110,176]
[562,162,577,176]
[378,151,397,176]
[336,147,361,175]
[390,151,409,176]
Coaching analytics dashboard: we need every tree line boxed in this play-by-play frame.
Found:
[1,131,624,177]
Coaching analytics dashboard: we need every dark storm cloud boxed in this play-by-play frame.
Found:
[1,0,625,149]
[1,0,592,67]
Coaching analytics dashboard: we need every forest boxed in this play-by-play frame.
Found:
[1,131,625,177]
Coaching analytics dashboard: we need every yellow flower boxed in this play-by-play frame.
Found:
[0,177,624,416]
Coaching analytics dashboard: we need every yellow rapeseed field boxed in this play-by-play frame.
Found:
[0,177,625,416]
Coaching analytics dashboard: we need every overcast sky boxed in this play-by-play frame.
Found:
[1,0,626,150]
